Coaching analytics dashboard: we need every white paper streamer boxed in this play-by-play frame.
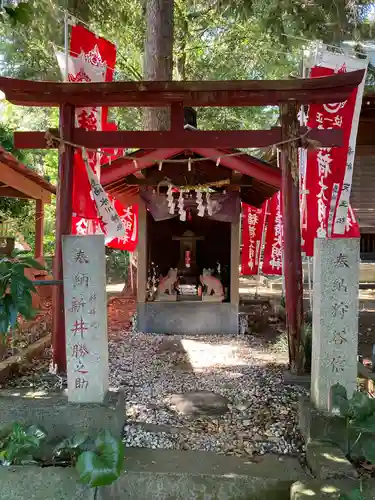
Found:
[206,192,213,216]
[82,149,125,243]
[167,184,175,215]
[178,189,186,221]
[196,191,205,217]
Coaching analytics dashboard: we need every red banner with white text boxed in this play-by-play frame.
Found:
[301,65,358,256]
[262,192,283,275]
[64,26,138,250]
[70,24,116,125]
[241,202,267,275]
[106,201,138,252]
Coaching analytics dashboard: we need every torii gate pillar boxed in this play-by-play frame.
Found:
[52,104,75,373]
[280,102,304,374]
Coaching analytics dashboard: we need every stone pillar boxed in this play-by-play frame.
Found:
[311,238,359,411]
[137,201,147,303]
[230,214,240,307]
[62,235,109,403]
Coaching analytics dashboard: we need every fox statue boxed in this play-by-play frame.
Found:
[157,268,178,296]
[199,268,224,299]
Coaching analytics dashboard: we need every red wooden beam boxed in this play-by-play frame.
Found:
[102,148,183,187]
[52,103,75,374]
[14,127,343,150]
[192,148,281,188]
[0,70,365,107]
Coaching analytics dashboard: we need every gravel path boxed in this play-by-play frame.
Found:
[4,331,307,459]
[110,333,306,457]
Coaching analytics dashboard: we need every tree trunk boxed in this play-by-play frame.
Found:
[143,0,174,131]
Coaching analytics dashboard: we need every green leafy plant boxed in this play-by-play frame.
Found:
[76,429,125,488]
[0,422,47,465]
[331,384,375,500]
[0,249,45,338]
[53,432,92,465]
[340,490,366,500]
[55,430,125,489]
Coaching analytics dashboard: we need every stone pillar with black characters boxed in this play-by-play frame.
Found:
[62,234,109,403]
[311,238,360,411]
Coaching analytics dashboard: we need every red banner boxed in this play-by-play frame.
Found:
[241,202,267,275]
[106,202,138,252]
[70,24,116,125]
[262,192,283,275]
[69,26,116,223]
[68,26,138,251]
[302,65,358,256]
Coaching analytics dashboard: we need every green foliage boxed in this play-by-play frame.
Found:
[0,423,124,490]
[331,384,375,460]
[106,249,129,284]
[76,430,124,487]
[216,0,374,44]
[53,432,92,464]
[54,429,125,488]
[1,2,32,26]
[340,490,365,500]
[0,249,45,336]
[0,422,47,465]
[332,384,375,500]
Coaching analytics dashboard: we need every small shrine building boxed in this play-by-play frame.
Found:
[101,141,281,334]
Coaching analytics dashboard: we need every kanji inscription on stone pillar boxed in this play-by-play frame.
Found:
[311,238,359,411]
[62,235,109,403]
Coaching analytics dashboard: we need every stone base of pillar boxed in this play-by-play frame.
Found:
[0,388,124,440]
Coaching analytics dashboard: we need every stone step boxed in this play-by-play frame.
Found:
[104,448,308,500]
[0,449,308,500]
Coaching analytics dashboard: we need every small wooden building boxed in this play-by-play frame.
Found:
[102,145,281,334]
[351,95,375,259]
[0,146,55,258]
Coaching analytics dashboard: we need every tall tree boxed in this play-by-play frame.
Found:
[143,0,174,131]
[216,0,374,44]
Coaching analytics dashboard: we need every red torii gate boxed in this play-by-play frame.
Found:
[0,70,365,374]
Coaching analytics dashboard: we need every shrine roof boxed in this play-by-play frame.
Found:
[0,70,365,107]
[102,147,281,207]
[0,147,56,202]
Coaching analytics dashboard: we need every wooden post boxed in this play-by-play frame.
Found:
[279,102,304,374]
[171,102,185,131]
[137,201,147,303]
[230,212,240,307]
[35,199,44,258]
[52,104,75,373]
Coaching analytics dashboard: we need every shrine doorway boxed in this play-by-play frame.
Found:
[148,213,231,301]
[135,187,241,335]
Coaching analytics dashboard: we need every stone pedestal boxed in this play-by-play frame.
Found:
[311,238,359,411]
[62,235,109,403]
